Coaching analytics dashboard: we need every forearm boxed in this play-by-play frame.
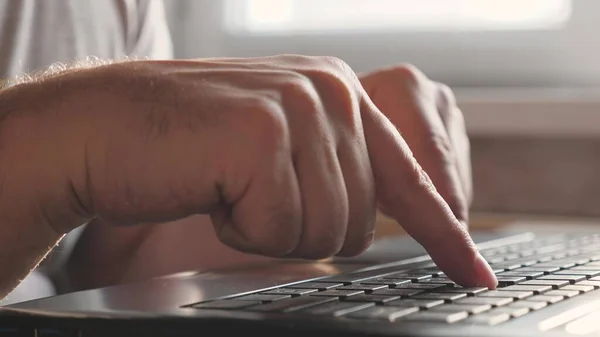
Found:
[0,73,96,298]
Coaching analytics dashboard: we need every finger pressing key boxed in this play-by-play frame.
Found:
[359,94,497,289]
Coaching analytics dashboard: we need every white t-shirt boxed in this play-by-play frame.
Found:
[0,0,173,305]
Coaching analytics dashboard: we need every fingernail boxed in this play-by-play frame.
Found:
[474,252,498,289]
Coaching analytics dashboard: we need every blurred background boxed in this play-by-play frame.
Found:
[162,0,600,232]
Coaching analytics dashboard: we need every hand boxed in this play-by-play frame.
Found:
[359,65,472,225]
[7,55,495,287]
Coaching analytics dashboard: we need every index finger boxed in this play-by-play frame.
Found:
[360,95,497,289]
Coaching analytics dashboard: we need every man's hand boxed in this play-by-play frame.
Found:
[0,55,496,297]
[359,65,472,226]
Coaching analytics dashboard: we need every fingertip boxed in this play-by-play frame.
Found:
[474,252,498,289]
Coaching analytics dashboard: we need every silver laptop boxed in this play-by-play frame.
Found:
[1,220,599,337]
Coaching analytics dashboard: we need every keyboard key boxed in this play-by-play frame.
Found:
[497,271,544,279]
[384,273,432,281]
[515,267,560,274]
[393,283,447,291]
[247,296,336,312]
[535,261,576,269]
[478,290,532,300]
[337,284,389,292]
[231,294,291,302]
[362,278,412,287]
[384,298,444,309]
[543,290,580,298]
[301,301,375,316]
[287,282,343,290]
[490,262,522,271]
[495,276,527,286]
[343,294,401,304]
[460,312,510,325]
[346,306,419,321]
[521,279,570,289]
[538,275,586,284]
[371,288,423,298]
[310,289,364,298]
[191,300,259,310]
[498,285,551,294]
[527,295,564,304]
[413,292,467,302]
[416,278,457,286]
[569,265,600,272]
[318,274,397,284]
[403,311,468,323]
[436,287,488,296]
[429,303,491,314]
[507,300,547,311]
[262,288,318,296]
[576,280,600,289]
[561,285,594,293]
[486,306,529,318]
[554,270,600,277]
[455,297,513,307]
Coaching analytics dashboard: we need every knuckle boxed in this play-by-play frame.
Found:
[436,83,457,109]
[249,96,290,150]
[426,132,456,167]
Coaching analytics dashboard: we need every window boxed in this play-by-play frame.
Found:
[227,0,571,33]
[165,0,600,136]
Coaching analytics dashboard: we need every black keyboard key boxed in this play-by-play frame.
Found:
[527,295,564,304]
[486,306,529,318]
[455,297,513,307]
[232,294,291,302]
[515,266,560,274]
[310,289,364,298]
[346,306,419,321]
[555,270,600,277]
[247,296,336,312]
[384,298,444,309]
[412,292,467,302]
[393,283,447,291]
[416,278,457,286]
[287,282,343,290]
[301,301,375,316]
[495,276,527,286]
[429,303,491,314]
[191,300,258,310]
[490,262,522,270]
[436,287,488,296]
[538,275,586,284]
[521,279,570,289]
[507,300,547,311]
[403,311,468,323]
[478,290,532,300]
[497,271,544,279]
[498,285,551,294]
[362,278,412,287]
[262,288,318,296]
[337,284,389,292]
[460,312,510,325]
[561,285,594,293]
[384,273,432,281]
[343,294,401,304]
[371,288,423,297]
[543,290,580,298]
[576,280,600,288]
[319,274,394,284]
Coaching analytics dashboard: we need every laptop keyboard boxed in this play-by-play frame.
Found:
[185,233,600,326]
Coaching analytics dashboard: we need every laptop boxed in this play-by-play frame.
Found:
[1,219,599,337]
